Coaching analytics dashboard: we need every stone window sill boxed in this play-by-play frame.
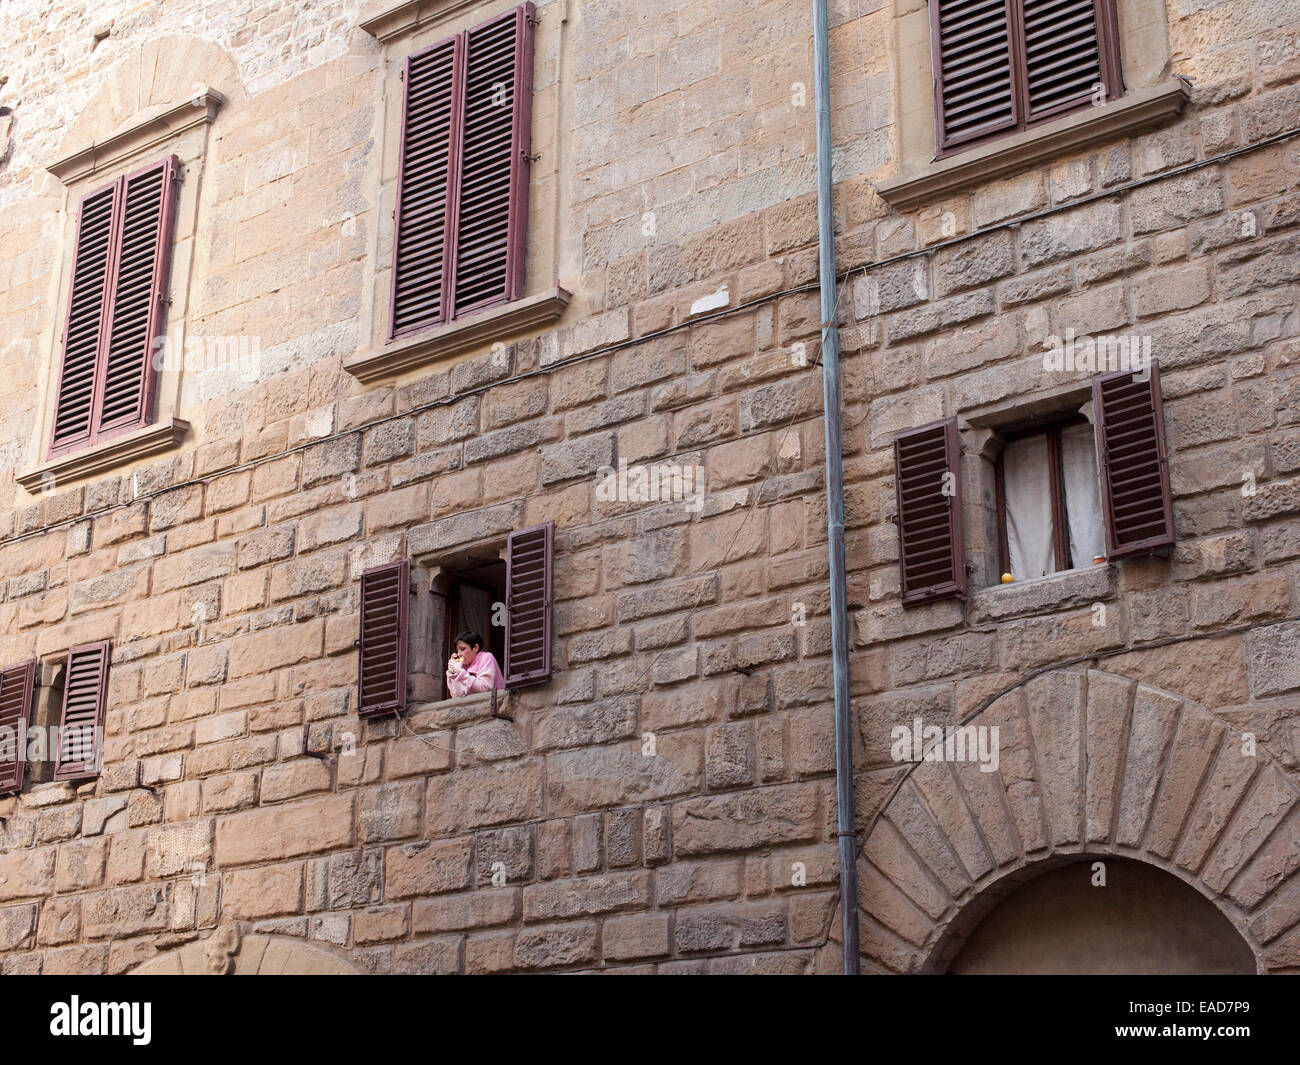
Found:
[344,287,571,384]
[878,81,1190,212]
[16,417,191,494]
[968,563,1115,624]
[404,688,514,730]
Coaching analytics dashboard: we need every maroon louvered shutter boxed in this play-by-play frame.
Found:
[51,183,118,452]
[931,0,1017,151]
[389,4,533,339]
[1023,0,1114,121]
[98,158,179,435]
[0,661,37,795]
[452,5,533,316]
[54,641,111,781]
[49,157,178,457]
[391,37,459,336]
[359,560,409,716]
[505,521,552,687]
[895,418,966,605]
[1094,361,1175,558]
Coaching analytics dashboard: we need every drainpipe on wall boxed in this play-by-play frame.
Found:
[811,0,861,974]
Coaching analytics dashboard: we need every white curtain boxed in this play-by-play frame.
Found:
[1061,421,1107,566]
[1003,436,1054,579]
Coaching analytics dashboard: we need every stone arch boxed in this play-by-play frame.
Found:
[130,926,362,975]
[57,35,245,160]
[832,666,1300,974]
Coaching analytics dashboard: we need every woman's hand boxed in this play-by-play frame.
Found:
[447,655,464,675]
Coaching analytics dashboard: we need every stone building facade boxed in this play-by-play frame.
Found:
[0,0,1296,975]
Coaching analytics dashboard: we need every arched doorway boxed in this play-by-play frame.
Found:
[946,857,1257,974]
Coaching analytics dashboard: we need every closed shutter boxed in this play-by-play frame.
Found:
[894,418,966,605]
[931,0,1017,150]
[359,560,409,716]
[54,641,111,782]
[50,157,179,456]
[0,661,37,795]
[389,4,534,339]
[930,0,1122,154]
[505,521,553,687]
[51,184,117,451]
[1094,361,1175,558]
[1022,0,1105,120]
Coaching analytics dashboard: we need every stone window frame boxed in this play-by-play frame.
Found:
[879,0,1189,210]
[409,536,513,710]
[16,90,224,495]
[346,0,572,385]
[961,379,1108,600]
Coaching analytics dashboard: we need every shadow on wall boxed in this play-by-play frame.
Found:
[946,857,1257,975]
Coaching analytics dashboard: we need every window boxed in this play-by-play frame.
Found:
[893,362,1175,605]
[356,521,554,714]
[996,416,1106,580]
[930,0,1123,156]
[49,157,180,457]
[0,644,112,791]
[389,4,535,339]
[440,562,506,701]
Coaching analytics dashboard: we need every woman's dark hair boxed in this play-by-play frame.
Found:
[454,630,484,651]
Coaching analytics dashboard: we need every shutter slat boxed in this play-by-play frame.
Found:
[54,642,110,781]
[505,520,553,687]
[894,418,966,605]
[1094,361,1175,558]
[358,560,409,716]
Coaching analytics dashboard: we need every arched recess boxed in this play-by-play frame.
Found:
[55,35,245,161]
[130,926,362,975]
[820,666,1300,974]
[940,855,1257,974]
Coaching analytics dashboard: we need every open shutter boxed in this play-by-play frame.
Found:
[1022,0,1106,120]
[505,521,553,687]
[54,641,110,782]
[0,661,37,795]
[49,157,178,457]
[359,560,409,716]
[97,157,179,435]
[895,418,966,605]
[389,4,533,338]
[452,4,533,317]
[931,0,1017,150]
[1094,361,1175,558]
[51,183,118,453]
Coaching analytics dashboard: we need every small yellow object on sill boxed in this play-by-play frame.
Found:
[1001,573,1014,584]
[1093,555,1107,565]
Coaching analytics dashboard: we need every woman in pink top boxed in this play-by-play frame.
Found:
[446,630,505,698]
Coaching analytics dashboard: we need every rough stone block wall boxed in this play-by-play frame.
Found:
[0,0,1295,974]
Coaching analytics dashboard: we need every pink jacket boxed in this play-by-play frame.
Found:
[447,650,505,698]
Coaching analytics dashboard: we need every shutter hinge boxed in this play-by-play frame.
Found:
[522,150,540,163]
[526,12,541,25]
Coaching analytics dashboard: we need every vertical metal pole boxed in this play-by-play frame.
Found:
[811,0,861,973]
